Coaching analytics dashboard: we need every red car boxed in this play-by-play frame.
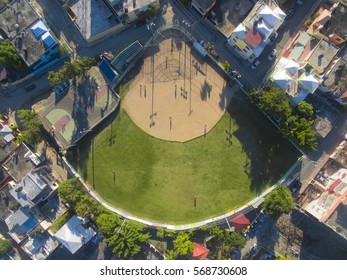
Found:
[210,49,219,59]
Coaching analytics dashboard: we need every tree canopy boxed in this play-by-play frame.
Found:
[48,56,96,87]
[0,238,12,255]
[173,232,194,257]
[0,39,25,71]
[251,86,318,151]
[17,109,42,146]
[104,220,150,258]
[262,185,296,218]
[207,227,246,259]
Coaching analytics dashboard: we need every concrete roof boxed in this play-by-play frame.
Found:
[0,0,39,39]
[258,4,281,28]
[9,169,51,207]
[3,144,39,182]
[0,129,16,163]
[24,231,59,260]
[307,39,339,74]
[54,215,96,254]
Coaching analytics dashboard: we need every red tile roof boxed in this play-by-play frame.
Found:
[328,179,342,193]
[230,213,250,232]
[192,243,209,260]
[244,27,263,49]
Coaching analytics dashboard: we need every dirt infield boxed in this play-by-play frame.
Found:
[122,39,234,142]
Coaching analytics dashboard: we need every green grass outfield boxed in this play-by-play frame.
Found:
[69,84,300,225]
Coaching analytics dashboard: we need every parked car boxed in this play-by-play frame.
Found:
[210,49,219,59]
[296,0,303,5]
[251,60,260,69]
[25,84,36,92]
[268,49,277,60]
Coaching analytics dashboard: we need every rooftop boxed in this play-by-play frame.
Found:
[9,168,55,208]
[12,20,53,67]
[0,0,39,39]
[0,129,16,163]
[53,215,96,254]
[3,143,41,182]
[307,39,339,74]
[5,206,38,236]
[244,27,263,48]
[24,231,59,260]
[0,184,20,220]
[40,195,68,223]
[323,56,347,91]
[213,0,254,38]
[69,0,116,40]
[321,3,347,41]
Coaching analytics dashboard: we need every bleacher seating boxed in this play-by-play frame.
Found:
[111,41,143,72]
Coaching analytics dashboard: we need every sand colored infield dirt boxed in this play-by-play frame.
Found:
[122,39,234,142]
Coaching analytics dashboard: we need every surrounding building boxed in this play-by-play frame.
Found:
[226,1,285,63]
[53,215,96,254]
[0,0,60,72]
[191,0,216,16]
[106,0,159,23]
[191,243,210,260]
[23,231,59,260]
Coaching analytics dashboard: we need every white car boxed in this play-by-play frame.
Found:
[251,60,260,69]
[268,49,277,60]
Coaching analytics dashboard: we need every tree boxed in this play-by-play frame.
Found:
[156,228,165,239]
[203,42,214,52]
[104,221,150,258]
[17,109,42,146]
[297,101,314,119]
[0,239,12,255]
[172,232,194,257]
[0,39,25,71]
[262,185,296,218]
[48,56,96,87]
[258,87,292,121]
[222,61,231,72]
[58,178,86,207]
[95,213,122,237]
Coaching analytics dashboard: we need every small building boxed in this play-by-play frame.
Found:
[0,130,16,164]
[192,243,209,260]
[226,1,285,63]
[191,0,216,17]
[23,231,59,260]
[53,215,96,254]
[3,143,41,182]
[307,2,347,46]
[106,0,159,23]
[9,168,58,208]
[0,125,15,143]
[230,213,250,232]
[270,57,320,104]
[0,0,60,72]
[307,39,339,75]
[5,206,39,242]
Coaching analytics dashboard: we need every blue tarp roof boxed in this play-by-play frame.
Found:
[31,27,47,39]
[99,59,117,82]
[43,35,56,48]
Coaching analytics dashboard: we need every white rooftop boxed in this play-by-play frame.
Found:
[233,24,247,39]
[259,5,281,28]
[54,215,96,254]
[299,72,320,93]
